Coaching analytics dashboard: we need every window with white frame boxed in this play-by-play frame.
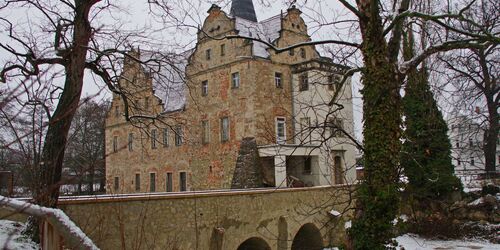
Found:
[276,117,286,144]
[231,72,240,88]
[201,80,208,96]
[221,117,230,142]
[275,72,282,88]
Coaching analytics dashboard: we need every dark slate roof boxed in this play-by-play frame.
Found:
[230,0,258,22]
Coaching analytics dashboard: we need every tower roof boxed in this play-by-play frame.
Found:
[230,0,258,22]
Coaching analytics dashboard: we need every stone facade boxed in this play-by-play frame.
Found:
[105,3,357,194]
[58,186,353,249]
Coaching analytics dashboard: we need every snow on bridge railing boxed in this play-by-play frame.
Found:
[0,195,99,250]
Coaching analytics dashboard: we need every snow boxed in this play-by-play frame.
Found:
[139,50,188,112]
[469,197,484,206]
[0,196,98,250]
[329,210,341,217]
[234,14,282,58]
[0,220,38,250]
[396,234,500,250]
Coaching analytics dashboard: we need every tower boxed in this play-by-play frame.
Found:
[230,0,258,22]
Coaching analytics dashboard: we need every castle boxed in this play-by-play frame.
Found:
[105,0,357,193]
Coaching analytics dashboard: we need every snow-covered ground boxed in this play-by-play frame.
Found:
[396,234,500,250]
[0,220,38,250]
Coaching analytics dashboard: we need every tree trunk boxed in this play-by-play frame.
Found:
[26,0,96,243]
[479,49,498,176]
[351,0,403,248]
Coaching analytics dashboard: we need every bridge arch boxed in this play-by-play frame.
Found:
[237,237,271,250]
[291,223,324,250]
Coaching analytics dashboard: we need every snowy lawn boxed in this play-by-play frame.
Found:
[0,220,38,250]
[396,234,500,250]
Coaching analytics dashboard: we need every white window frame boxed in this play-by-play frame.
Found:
[201,80,209,96]
[275,72,282,88]
[231,72,240,89]
[276,117,286,144]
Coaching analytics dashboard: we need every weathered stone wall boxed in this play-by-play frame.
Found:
[58,186,352,250]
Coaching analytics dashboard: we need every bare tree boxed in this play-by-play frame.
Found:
[438,0,499,175]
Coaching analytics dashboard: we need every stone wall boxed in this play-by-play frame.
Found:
[58,186,352,249]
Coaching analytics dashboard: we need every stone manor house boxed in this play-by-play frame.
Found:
[105,0,357,193]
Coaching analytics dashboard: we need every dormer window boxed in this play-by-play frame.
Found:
[289,49,295,56]
[206,49,211,60]
[300,48,306,58]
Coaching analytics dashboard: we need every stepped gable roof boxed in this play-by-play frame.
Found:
[230,0,258,22]
[139,50,191,112]
[234,14,282,58]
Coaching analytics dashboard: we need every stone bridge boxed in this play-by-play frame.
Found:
[58,186,352,250]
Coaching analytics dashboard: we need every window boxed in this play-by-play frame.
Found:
[456,141,460,148]
[166,173,173,192]
[202,120,210,144]
[144,97,149,110]
[457,159,461,166]
[231,72,240,88]
[329,118,344,137]
[276,117,286,144]
[135,173,140,191]
[470,157,475,166]
[201,80,209,96]
[334,156,344,184]
[179,172,187,191]
[275,72,282,88]
[128,133,133,151]
[299,74,308,91]
[220,44,225,56]
[151,129,157,149]
[150,173,156,192]
[113,136,118,153]
[163,128,169,147]
[289,48,295,56]
[469,138,473,147]
[175,125,183,146]
[304,157,312,174]
[300,117,311,142]
[206,49,211,60]
[114,106,119,117]
[221,117,229,142]
[300,48,306,58]
[114,177,119,191]
[328,74,340,91]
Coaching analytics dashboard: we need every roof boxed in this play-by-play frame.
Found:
[234,14,282,58]
[139,50,191,112]
[230,0,258,22]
